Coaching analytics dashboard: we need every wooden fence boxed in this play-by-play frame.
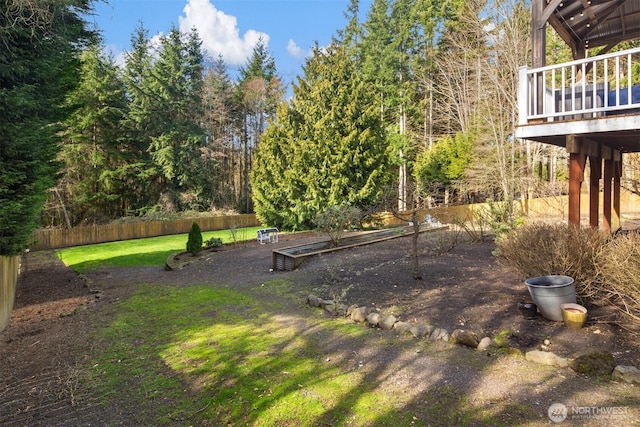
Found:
[1,256,20,332]
[29,214,260,251]
[25,191,640,251]
[384,190,640,227]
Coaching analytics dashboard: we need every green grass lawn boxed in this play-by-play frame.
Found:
[91,283,428,426]
[56,226,264,272]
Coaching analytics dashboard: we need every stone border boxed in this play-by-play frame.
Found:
[306,293,640,385]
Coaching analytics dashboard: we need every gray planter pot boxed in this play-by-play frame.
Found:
[525,275,576,321]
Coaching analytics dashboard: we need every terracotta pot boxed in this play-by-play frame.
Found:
[561,303,587,329]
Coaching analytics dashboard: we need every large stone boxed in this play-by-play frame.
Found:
[346,304,358,317]
[438,330,450,342]
[336,303,348,317]
[323,303,336,314]
[307,294,322,307]
[378,314,397,330]
[350,306,371,323]
[451,329,480,348]
[569,351,616,376]
[612,365,640,384]
[477,337,493,351]
[525,350,569,368]
[410,324,434,338]
[320,299,335,309]
[393,321,412,334]
[430,328,449,341]
[366,312,380,326]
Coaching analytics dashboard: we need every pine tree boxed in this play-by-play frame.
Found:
[0,0,94,254]
[360,0,425,210]
[56,42,128,223]
[122,22,162,212]
[251,42,391,229]
[146,27,207,210]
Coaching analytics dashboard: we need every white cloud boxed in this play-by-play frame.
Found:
[287,39,305,59]
[179,0,269,66]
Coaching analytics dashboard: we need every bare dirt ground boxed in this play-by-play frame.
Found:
[1,230,639,426]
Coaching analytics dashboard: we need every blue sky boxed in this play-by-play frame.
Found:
[90,0,371,86]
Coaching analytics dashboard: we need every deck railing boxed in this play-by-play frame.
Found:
[518,47,640,124]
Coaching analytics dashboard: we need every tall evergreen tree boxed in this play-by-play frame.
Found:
[360,0,425,210]
[56,42,128,223]
[121,22,161,212]
[236,38,283,212]
[251,42,392,229]
[0,0,94,254]
[147,26,207,210]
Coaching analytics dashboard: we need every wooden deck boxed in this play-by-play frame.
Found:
[516,47,640,153]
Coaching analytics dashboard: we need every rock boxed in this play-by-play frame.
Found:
[366,312,380,326]
[451,329,479,348]
[477,337,493,351]
[410,324,433,338]
[320,299,335,309]
[569,351,616,376]
[336,303,348,317]
[378,314,397,330]
[525,350,569,368]
[393,321,412,334]
[430,328,448,341]
[307,294,322,307]
[612,365,640,384]
[438,330,450,342]
[346,304,358,317]
[323,303,336,314]
[350,306,371,323]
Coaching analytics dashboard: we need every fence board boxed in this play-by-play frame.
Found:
[1,256,20,331]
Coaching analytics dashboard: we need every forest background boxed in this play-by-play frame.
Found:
[5,0,640,256]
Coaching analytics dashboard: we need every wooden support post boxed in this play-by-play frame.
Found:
[532,0,546,113]
[603,158,613,232]
[589,155,601,229]
[613,154,622,232]
[567,136,586,226]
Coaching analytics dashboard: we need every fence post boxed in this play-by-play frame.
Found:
[1,255,20,331]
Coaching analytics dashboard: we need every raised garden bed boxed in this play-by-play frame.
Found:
[272,225,448,271]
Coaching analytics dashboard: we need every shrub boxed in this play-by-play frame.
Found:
[496,222,640,330]
[495,222,605,298]
[314,205,362,247]
[454,201,525,242]
[186,222,203,255]
[597,233,640,325]
[204,236,223,248]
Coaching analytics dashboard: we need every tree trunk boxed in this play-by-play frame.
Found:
[411,212,422,280]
